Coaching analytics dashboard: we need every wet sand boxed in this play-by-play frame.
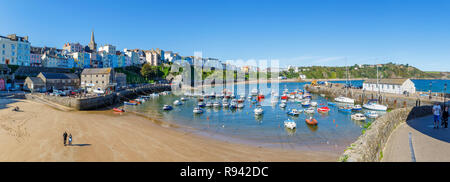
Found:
[0,98,338,161]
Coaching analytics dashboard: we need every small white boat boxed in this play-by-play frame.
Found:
[180,97,187,101]
[334,96,355,104]
[251,88,259,96]
[213,101,222,108]
[173,100,183,105]
[287,109,302,116]
[205,102,213,107]
[280,102,287,108]
[311,101,318,107]
[301,100,311,107]
[363,100,387,111]
[295,98,302,103]
[365,111,379,118]
[352,104,362,111]
[351,113,367,121]
[223,102,229,107]
[193,107,203,114]
[305,107,315,114]
[284,120,297,129]
[320,94,326,97]
[198,102,206,107]
[237,103,245,108]
[254,106,264,115]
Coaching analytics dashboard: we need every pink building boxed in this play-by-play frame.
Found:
[30,53,42,67]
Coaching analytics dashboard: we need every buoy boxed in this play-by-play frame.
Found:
[336,124,338,127]
[207,116,209,120]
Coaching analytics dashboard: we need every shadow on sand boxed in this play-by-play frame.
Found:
[68,144,92,147]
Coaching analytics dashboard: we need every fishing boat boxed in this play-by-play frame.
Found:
[365,111,379,118]
[305,116,318,125]
[301,100,311,107]
[317,106,330,113]
[113,108,125,112]
[363,100,387,111]
[287,109,302,116]
[205,102,213,107]
[303,93,312,99]
[198,102,206,107]
[237,103,245,108]
[254,106,264,115]
[351,104,362,111]
[334,96,355,104]
[351,113,367,121]
[173,100,183,106]
[163,105,173,110]
[311,101,318,107]
[193,107,203,114]
[284,120,297,129]
[305,107,315,114]
[180,97,187,101]
[280,102,287,108]
[238,98,245,103]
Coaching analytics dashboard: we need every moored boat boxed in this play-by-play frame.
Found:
[351,113,367,121]
[334,96,355,104]
[193,107,203,114]
[305,117,318,125]
[317,106,330,113]
[284,120,297,129]
[287,109,302,116]
[113,108,125,112]
[363,100,387,111]
[163,105,173,110]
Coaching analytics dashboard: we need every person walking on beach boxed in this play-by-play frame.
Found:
[442,106,448,128]
[432,103,442,128]
[63,132,68,146]
[68,134,72,146]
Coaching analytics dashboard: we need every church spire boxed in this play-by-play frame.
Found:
[88,30,97,52]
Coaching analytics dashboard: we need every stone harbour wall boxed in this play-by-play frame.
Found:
[339,105,433,162]
[26,84,171,110]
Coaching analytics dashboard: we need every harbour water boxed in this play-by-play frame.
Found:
[125,82,386,153]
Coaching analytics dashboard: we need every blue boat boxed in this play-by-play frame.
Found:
[163,105,173,110]
[198,102,206,107]
[338,106,352,113]
[351,105,362,111]
[287,109,302,116]
[327,102,337,106]
[124,101,137,105]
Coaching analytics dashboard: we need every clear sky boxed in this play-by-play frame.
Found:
[1,0,449,71]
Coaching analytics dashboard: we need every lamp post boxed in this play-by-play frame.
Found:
[429,82,432,100]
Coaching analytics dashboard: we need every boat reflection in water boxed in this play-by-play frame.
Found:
[285,127,296,136]
[307,124,319,132]
[254,115,263,124]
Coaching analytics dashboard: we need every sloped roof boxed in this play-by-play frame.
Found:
[364,79,409,85]
[40,72,79,80]
[81,68,112,75]
[27,77,45,85]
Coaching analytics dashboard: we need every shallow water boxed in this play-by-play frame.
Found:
[125,82,384,153]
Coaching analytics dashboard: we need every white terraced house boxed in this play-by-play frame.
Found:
[363,78,416,95]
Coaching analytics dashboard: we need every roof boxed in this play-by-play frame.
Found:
[81,68,112,75]
[26,77,45,85]
[40,72,79,80]
[364,79,410,85]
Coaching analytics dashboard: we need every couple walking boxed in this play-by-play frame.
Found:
[63,132,73,146]
[432,103,449,129]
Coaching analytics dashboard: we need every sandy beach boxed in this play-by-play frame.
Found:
[0,98,338,162]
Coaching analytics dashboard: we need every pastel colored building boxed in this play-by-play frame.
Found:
[71,52,91,68]
[63,42,84,53]
[0,34,30,66]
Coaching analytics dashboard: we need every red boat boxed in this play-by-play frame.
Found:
[305,118,318,125]
[317,106,330,113]
[113,108,125,112]
[258,94,265,99]
[281,95,288,100]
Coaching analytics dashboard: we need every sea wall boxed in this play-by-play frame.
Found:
[339,105,433,162]
[26,84,171,110]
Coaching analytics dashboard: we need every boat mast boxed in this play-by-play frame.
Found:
[376,65,380,96]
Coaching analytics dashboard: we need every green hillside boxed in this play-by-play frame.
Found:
[284,63,440,79]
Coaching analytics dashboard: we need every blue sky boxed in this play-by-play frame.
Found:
[1,0,449,71]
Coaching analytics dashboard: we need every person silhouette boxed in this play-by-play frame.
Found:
[63,132,68,146]
[68,134,72,146]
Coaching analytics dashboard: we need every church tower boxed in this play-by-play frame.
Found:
[88,30,97,52]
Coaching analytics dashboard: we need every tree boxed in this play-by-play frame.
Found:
[140,63,161,80]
